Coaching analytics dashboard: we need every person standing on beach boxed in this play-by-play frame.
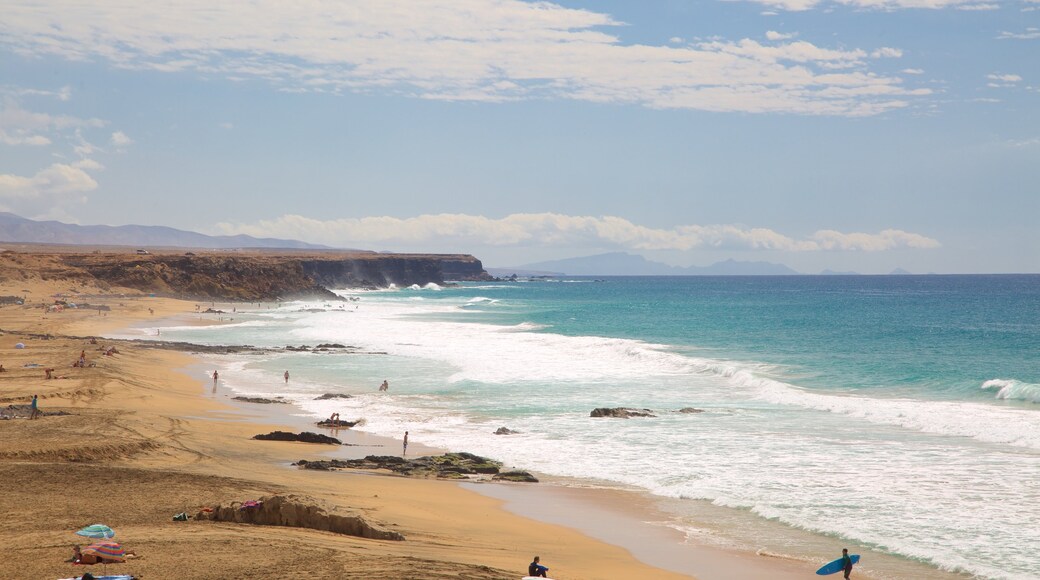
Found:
[284,370,290,383]
[212,370,219,384]
[841,548,853,579]
[403,431,408,455]
[29,394,39,419]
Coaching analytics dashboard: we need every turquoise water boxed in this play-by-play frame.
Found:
[127,275,1040,579]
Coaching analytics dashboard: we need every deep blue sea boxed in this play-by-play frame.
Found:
[123,275,1040,579]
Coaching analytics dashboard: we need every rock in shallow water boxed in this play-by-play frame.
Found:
[589,407,656,418]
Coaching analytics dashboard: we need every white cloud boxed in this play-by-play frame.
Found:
[0,162,98,218]
[215,213,940,253]
[901,68,925,74]
[766,31,797,41]
[0,128,50,146]
[0,0,925,116]
[110,130,133,147]
[987,73,1022,83]
[219,122,234,129]
[734,0,1004,10]
[999,27,1040,39]
[0,95,106,152]
[871,47,903,58]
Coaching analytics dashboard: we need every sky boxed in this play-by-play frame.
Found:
[0,0,1037,274]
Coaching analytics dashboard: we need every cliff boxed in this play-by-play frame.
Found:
[0,248,492,300]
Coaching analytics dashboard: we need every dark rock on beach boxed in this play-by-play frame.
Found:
[315,418,360,428]
[678,407,704,414]
[494,427,519,435]
[253,431,342,444]
[233,396,288,404]
[590,407,657,418]
[492,470,539,483]
[316,343,346,349]
[294,452,508,480]
[314,393,352,400]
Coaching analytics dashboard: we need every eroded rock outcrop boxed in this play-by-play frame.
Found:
[315,418,361,428]
[233,396,288,404]
[294,452,506,480]
[195,494,404,541]
[590,407,657,418]
[252,431,341,444]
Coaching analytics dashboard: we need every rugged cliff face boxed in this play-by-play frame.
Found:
[0,249,492,300]
[300,254,490,289]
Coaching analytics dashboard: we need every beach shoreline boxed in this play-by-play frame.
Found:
[0,283,695,579]
[0,281,967,579]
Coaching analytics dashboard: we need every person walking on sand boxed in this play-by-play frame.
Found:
[841,548,853,579]
[29,394,39,420]
[403,431,408,455]
[212,370,219,384]
[284,370,290,383]
[528,556,549,578]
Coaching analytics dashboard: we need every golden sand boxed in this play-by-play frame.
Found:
[0,274,811,579]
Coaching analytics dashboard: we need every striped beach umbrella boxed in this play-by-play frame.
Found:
[82,540,126,562]
[75,524,115,539]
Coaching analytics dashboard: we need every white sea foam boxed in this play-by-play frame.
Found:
[982,378,1040,403]
[158,290,1040,580]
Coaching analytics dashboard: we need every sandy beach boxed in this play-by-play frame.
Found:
[0,274,815,580]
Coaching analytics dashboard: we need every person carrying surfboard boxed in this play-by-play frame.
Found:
[841,548,854,579]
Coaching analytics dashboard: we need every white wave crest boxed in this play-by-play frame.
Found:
[982,379,1040,403]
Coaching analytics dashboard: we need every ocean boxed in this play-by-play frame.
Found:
[123,275,1040,579]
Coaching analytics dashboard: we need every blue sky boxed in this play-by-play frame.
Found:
[0,0,1037,273]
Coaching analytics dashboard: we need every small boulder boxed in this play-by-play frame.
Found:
[492,470,539,483]
[494,427,519,435]
[678,407,704,414]
[314,393,352,400]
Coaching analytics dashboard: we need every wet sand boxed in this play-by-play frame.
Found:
[0,276,843,579]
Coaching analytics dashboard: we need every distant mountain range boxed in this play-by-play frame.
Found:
[0,212,330,250]
[504,252,802,276]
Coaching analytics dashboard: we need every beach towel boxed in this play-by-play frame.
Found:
[59,576,135,580]
[240,499,262,510]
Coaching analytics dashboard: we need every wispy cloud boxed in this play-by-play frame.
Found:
[987,73,1023,88]
[0,1,926,116]
[732,0,1007,10]
[216,213,940,253]
[998,27,1040,39]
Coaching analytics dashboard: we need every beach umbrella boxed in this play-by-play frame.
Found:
[82,540,126,575]
[75,524,115,539]
[82,541,125,562]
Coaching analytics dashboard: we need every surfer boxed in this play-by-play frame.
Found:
[841,548,853,579]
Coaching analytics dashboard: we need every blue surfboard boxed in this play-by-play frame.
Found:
[816,554,860,575]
